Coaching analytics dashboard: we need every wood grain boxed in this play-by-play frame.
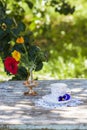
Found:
[0,80,87,129]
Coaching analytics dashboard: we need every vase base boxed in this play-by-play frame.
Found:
[24,91,38,96]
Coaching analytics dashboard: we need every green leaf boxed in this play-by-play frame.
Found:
[5,17,14,27]
[0,29,6,40]
[18,66,28,77]
[12,44,25,53]
[35,62,43,71]
[12,28,20,36]
[51,0,59,6]
[18,22,26,32]
[25,0,33,9]
[12,22,26,36]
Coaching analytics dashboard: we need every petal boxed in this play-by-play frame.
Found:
[4,57,18,75]
[63,94,71,100]
[58,96,63,101]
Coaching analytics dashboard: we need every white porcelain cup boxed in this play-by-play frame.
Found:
[50,83,67,97]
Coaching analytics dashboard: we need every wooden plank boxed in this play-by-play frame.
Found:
[0,80,87,129]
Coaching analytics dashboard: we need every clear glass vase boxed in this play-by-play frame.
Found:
[24,68,38,96]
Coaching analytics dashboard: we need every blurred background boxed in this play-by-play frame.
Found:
[0,0,87,81]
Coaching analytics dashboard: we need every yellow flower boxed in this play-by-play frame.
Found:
[1,23,7,31]
[16,36,24,44]
[12,50,21,61]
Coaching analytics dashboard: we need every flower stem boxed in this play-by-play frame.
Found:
[22,43,30,68]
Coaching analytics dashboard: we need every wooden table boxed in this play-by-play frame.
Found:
[0,79,87,130]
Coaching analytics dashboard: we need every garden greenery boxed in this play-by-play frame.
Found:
[1,0,87,80]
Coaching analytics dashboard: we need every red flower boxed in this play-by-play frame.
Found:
[4,57,19,75]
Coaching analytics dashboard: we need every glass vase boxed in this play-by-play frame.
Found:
[23,69,38,96]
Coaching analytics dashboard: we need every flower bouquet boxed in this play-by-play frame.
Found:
[0,1,47,96]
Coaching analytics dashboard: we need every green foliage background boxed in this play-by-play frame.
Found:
[0,0,87,80]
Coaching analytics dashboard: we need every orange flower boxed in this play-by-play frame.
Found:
[12,50,21,61]
[16,36,24,44]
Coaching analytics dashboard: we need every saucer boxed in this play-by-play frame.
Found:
[42,94,71,104]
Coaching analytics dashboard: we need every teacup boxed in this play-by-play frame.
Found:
[50,83,67,97]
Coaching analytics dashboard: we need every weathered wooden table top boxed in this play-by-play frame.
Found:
[0,79,87,130]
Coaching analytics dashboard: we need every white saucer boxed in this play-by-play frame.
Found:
[42,94,71,104]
